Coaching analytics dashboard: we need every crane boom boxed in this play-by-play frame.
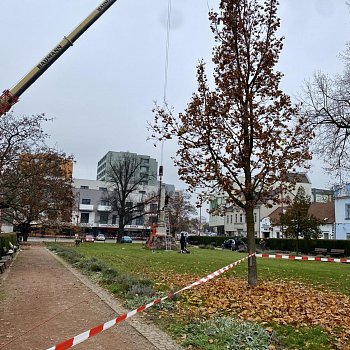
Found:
[0,0,118,116]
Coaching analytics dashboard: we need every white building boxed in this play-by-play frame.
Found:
[209,173,312,237]
[73,178,174,238]
[334,183,350,240]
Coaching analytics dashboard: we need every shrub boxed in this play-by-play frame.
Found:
[180,317,276,350]
[49,245,82,264]
[77,257,107,272]
[0,233,17,256]
[127,279,154,296]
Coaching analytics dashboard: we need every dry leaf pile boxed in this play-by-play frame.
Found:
[153,271,350,347]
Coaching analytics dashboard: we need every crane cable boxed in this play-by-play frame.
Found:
[156,0,172,226]
[160,0,172,168]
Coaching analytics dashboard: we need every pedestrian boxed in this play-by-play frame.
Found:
[179,232,189,253]
[259,238,266,251]
[75,233,81,247]
[231,238,236,251]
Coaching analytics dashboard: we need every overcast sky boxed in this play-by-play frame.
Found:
[1,0,350,192]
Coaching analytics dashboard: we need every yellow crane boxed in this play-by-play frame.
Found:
[0,0,118,116]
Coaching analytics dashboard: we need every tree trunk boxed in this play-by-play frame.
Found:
[246,206,257,286]
[117,218,124,243]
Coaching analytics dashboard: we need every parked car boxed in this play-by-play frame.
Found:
[84,235,95,243]
[222,237,247,251]
[121,236,132,243]
[222,239,236,251]
[95,234,106,242]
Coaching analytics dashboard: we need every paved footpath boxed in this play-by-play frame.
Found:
[0,244,183,350]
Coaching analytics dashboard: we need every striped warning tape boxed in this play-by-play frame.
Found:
[46,253,255,350]
[257,253,350,263]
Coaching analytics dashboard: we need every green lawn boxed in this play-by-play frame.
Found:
[71,243,350,295]
[50,243,350,349]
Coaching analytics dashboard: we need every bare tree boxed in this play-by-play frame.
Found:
[151,0,312,286]
[167,191,197,236]
[303,63,350,180]
[106,153,158,242]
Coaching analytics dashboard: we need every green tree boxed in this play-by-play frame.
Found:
[151,0,312,285]
[280,187,322,253]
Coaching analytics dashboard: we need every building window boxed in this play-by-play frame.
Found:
[239,213,243,223]
[136,217,144,225]
[254,213,257,223]
[100,213,108,224]
[346,233,350,240]
[112,215,117,225]
[99,187,107,191]
[150,203,158,212]
[230,215,233,224]
[227,215,229,224]
[346,204,350,219]
[82,198,91,204]
[80,213,89,223]
[126,201,133,208]
[100,200,110,206]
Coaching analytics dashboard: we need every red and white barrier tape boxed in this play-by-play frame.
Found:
[257,253,350,263]
[46,253,255,350]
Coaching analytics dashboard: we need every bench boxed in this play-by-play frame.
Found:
[0,256,11,268]
[0,262,5,273]
[2,246,14,257]
[330,249,345,257]
[314,248,327,256]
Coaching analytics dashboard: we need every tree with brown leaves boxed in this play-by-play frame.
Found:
[4,151,74,241]
[151,0,312,285]
[167,191,197,236]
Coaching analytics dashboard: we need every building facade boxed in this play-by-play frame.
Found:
[73,178,174,237]
[209,173,312,237]
[266,202,335,239]
[96,151,158,186]
[334,183,350,240]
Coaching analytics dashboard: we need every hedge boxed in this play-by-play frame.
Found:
[0,233,17,257]
[187,236,350,256]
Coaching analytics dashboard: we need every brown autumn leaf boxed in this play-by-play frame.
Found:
[151,271,350,347]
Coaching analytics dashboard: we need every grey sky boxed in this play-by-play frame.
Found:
[1,0,349,191]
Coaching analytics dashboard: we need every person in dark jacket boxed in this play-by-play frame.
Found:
[179,232,189,253]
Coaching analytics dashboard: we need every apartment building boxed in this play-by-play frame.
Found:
[73,178,174,237]
[96,151,158,186]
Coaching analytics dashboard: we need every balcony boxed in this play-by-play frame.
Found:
[97,205,112,212]
[79,204,94,211]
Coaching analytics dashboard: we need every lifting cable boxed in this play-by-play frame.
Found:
[161,0,172,169]
[156,0,172,224]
